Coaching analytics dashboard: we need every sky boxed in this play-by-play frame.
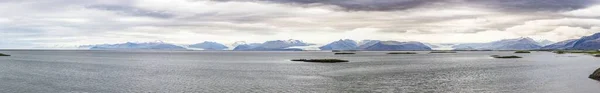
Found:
[1,0,600,48]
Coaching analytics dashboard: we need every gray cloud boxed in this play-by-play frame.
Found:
[1,0,600,48]
[467,0,598,12]
[214,0,442,11]
[216,0,597,12]
[87,5,175,18]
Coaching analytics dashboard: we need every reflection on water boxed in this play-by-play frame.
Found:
[0,50,598,92]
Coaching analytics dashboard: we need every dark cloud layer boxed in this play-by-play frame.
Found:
[87,5,175,18]
[468,0,597,12]
[216,0,597,12]
[215,0,441,11]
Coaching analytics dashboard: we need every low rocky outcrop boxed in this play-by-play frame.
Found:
[589,68,600,80]
[387,52,417,54]
[430,51,457,53]
[515,51,531,53]
[291,59,349,63]
[334,52,356,55]
[491,55,522,58]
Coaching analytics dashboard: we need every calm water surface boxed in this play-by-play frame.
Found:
[0,50,599,92]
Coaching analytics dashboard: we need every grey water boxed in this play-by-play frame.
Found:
[0,50,599,93]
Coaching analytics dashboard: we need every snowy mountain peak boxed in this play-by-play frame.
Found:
[319,39,358,50]
[232,41,248,46]
[536,40,555,46]
[499,37,535,43]
[188,41,228,50]
[86,41,187,50]
[363,41,432,51]
[542,32,600,50]
[453,37,542,50]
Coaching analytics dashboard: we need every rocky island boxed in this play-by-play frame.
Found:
[0,53,10,56]
[491,55,522,58]
[515,51,531,53]
[387,52,417,54]
[291,59,349,63]
[590,68,600,80]
[430,51,457,53]
[334,52,356,55]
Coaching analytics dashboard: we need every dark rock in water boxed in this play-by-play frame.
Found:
[387,52,417,54]
[430,51,457,53]
[515,51,531,53]
[491,55,522,58]
[332,50,359,52]
[334,52,356,55]
[594,54,600,57]
[291,59,349,63]
[554,50,566,54]
[589,68,600,80]
[0,53,10,56]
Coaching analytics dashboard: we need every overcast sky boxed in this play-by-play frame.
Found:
[1,0,600,48]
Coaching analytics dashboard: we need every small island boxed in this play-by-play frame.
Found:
[0,53,10,56]
[590,68,600,80]
[514,51,531,53]
[553,50,566,54]
[332,50,359,52]
[291,59,349,63]
[334,52,356,55]
[430,51,457,53]
[491,55,522,58]
[387,52,417,54]
[552,50,600,57]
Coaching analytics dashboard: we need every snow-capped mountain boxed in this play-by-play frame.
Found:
[233,39,313,51]
[319,39,359,50]
[425,43,457,50]
[288,44,322,51]
[536,40,555,46]
[84,41,188,50]
[358,40,381,49]
[232,41,248,47]
[541,39,578,50]
[232,43,262,50]
[362,41,432,51]
[453,37,542,50]
[188,41,228,50]
[259,39,312,49]
[542,32,600,50]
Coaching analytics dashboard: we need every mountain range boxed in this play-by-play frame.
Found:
[452,37,543,50]
[319,39,432,51]
[82,41,188,50]
[319,39,359,50]
[542,32,600,50]
[78,32,600,51]
[233,39,314,51]
[188,41,229,50]
[362,41,432,51]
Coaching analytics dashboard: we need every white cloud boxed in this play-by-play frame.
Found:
[0,0,599,48]
[563,5,600,17]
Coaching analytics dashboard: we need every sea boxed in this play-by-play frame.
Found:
[0,50,599,93]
